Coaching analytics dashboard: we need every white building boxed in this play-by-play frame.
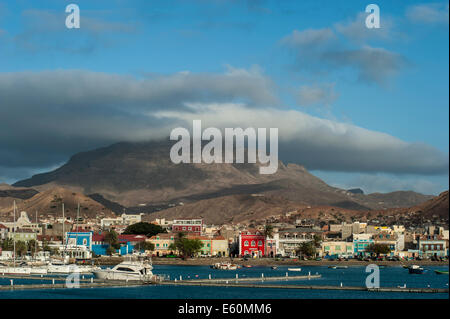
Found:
[100,213,144,228]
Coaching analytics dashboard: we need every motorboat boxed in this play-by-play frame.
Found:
[93,258,154,281]
[271,266,278,270]
[288,268,302,272]
[211,262,238,270]
[47,263,98,274]
[0,265,32,275]
[434,270,449,275]
[408,265,426,274]
[29,266,48,275]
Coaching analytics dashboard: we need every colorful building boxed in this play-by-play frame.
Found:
[91,233,147,256]
[172,219,203,235]
[238,229,265,257]
[8,229,37,242]
[321,241,354,258]
[417,235,448,258]
[148,233,176,256]
[353,234,374,256]
[278,228,322,257]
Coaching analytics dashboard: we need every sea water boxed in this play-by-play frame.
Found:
[0,265,448,299]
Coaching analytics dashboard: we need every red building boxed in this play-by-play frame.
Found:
[239,229,265,257]
[172,219,203,235]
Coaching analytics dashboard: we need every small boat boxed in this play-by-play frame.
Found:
[211,262,238,270]
[93,257,154,281]
[271,266,278,270]
[335,266,348,269]
[434,270,449,275]
[47,263,97,274]
[288,268,302,272]
[0,266,32,275]
[30,266,48,275]
[242,265,252,268]
[328,266,337,269]
[408,265,426,274]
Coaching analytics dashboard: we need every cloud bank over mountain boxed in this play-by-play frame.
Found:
[0,69,447,181]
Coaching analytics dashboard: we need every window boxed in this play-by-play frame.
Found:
[244,241,249,247]
[251,241,256,246]
[258,241,263,246]
[116,267,135,272]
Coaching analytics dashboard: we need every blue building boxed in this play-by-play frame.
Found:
[65,232,92,250]
[353,234,374,256]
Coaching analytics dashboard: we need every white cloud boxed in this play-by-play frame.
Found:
[156,102,449,175]
[294,83,338,106]
[335,12,395,42]
[406,2,449,25]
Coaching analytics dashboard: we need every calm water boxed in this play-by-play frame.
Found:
[0,265,448,299]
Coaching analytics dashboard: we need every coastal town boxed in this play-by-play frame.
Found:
[1,205,448,264]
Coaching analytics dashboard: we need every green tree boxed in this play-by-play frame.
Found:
[366,243,391,256]
[173,232,203,260]
[296,241,316,258]
[104,230,120,250]
[27,239,39,257]
[123,222,166,237]
[15,241,28,257]
[106,246,116,256]
[313,234,322,248]
[1,238,14,250]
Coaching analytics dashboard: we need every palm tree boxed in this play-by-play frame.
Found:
[263,224,274,258]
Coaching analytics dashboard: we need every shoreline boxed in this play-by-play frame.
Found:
[93,257,449,267]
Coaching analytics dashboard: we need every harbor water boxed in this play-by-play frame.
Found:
[0,265,448,299]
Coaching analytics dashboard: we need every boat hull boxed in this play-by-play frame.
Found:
[92,270,152,281]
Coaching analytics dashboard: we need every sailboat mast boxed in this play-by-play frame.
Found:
[62,203,65,244]
[13,200,16,268]
[76,203,80,257]
[35,210,38,260]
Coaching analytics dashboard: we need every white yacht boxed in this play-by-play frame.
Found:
[0,263,32,275]
[46,262,98,274]
[93,258,154,281]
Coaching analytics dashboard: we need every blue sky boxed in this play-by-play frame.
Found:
[0,0,448,195]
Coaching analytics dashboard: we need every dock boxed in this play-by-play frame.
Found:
[0,273,448,294]
[158,281,448,293]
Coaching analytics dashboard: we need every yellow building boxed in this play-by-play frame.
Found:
[148,233,176,256]
[321,241,354,258]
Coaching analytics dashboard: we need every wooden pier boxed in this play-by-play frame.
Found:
[1,274,448,294]
[180,274,321,283]
[158,281,448,293]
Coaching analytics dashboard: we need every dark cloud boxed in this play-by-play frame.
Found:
[0,69,447,183]
[321,46,408,85]
[0,67,277,170]
[281,24,408,85]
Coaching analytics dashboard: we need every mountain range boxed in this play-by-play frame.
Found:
[1,140,445,224]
